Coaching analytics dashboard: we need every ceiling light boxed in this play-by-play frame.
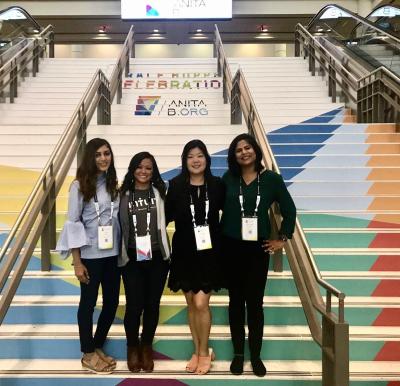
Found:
[147,35,166,40]
[32,29,39,33]
[153,29,159,33]
[93,35,111,40]
[317,28,324,32]
[255,33,274,39]
[191,35,208,39]
[196,29,203,33]
[260,24,268,32]
[98,25,107,33]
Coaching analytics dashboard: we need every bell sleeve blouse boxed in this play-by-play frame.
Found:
[56,175,120,260]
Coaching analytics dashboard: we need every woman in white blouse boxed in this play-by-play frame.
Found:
[57,138,121,374]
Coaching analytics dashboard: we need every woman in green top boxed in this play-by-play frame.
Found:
[221,133,296,377]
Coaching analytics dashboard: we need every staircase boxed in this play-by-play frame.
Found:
[1,54,399,385]
[231,56,400,384]
[0,58,116,229]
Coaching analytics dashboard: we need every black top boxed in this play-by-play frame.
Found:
[165,175,225,293]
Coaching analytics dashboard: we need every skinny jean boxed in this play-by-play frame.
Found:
[78,255,120,353]
[224,236,270,358]
[122,250,169,347]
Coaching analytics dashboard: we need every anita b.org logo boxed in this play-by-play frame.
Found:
[135,96,161,116]
[146,4,159,16]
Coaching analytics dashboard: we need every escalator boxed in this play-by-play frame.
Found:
[0,6,43,64]
[307,4,400,77]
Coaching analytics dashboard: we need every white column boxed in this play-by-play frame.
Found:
[274,43,287,57]
[358,0,373,17]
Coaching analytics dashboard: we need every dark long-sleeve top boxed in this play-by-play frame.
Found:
[221,170,296,240]
[165,175,225,257]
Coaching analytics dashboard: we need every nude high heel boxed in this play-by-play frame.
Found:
[195,348,215,375]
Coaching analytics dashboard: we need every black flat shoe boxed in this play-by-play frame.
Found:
[251,357,266,377]
[230,354,244,375]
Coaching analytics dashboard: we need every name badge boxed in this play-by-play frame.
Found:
[194,225,212,251]
[98,225,113,250]
[242,217,258,241]
[136,235,152,261]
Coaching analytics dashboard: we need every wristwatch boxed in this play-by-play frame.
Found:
[279,234,288,242]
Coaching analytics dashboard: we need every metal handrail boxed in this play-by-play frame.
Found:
[215,23,349,385]
[296,21,400,124]
[0,69,110,322]
[109,25,134,103]
[214,23,345,312]
[307,3,400,45]
[0,26,134,323]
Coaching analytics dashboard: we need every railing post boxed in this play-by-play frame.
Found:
[125,53,130,78]
[9,59,18,103]
[49,31,55,58]
[322,315,349,386]
[40,173,52,271]
[270,205,283,272]
[32,40,40,77]
[223,68,228,104]
[231,71,242,124]
[117,72,123,104]
[309,45,315,76]
[77,114,87,168]
[294,31,300,57]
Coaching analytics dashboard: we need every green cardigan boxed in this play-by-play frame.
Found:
[221,170,296,240]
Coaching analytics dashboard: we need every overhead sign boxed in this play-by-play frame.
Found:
[121,0,232,20]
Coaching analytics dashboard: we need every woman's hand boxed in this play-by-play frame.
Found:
[263,239,285,254]
[74,263,90,284]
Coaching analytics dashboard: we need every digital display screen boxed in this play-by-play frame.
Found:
[121,0,232,20]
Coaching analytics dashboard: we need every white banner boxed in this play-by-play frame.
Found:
[121,0,232,20]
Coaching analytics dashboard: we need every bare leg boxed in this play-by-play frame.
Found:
[192,291,212,357]
[184,291,200,372]
[184,291,200,354]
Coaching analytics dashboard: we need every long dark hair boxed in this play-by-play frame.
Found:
[178,139,212,182]
[227,133,264,176]
[120,152,166,199]
[76,138,118,202]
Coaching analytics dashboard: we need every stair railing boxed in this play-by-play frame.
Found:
[215,24,349,386]
[0,24,54,102]
[295,22,400,126]
[0,26,135,325]
[109,25,135,104]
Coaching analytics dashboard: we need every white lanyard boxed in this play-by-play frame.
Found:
[128,190,152,236]
[94,194,114,226]
[190,185,209,227]
[239,174,260,217]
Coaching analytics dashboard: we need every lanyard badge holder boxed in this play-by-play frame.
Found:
[191,186,212,251]
[129,190,153,261]
[94,194,114,250]
[240,174,260,241]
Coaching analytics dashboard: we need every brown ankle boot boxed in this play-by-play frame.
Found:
[127,346,142,372]
[141,344,154,372]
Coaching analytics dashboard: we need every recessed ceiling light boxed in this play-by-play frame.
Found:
[153,29,159,33]
[255,33,274,39]
[32,29,39,33]
[93,35,111,40]
[191,35,208,39]
[147,35,166,40]
[196,29,202,33]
